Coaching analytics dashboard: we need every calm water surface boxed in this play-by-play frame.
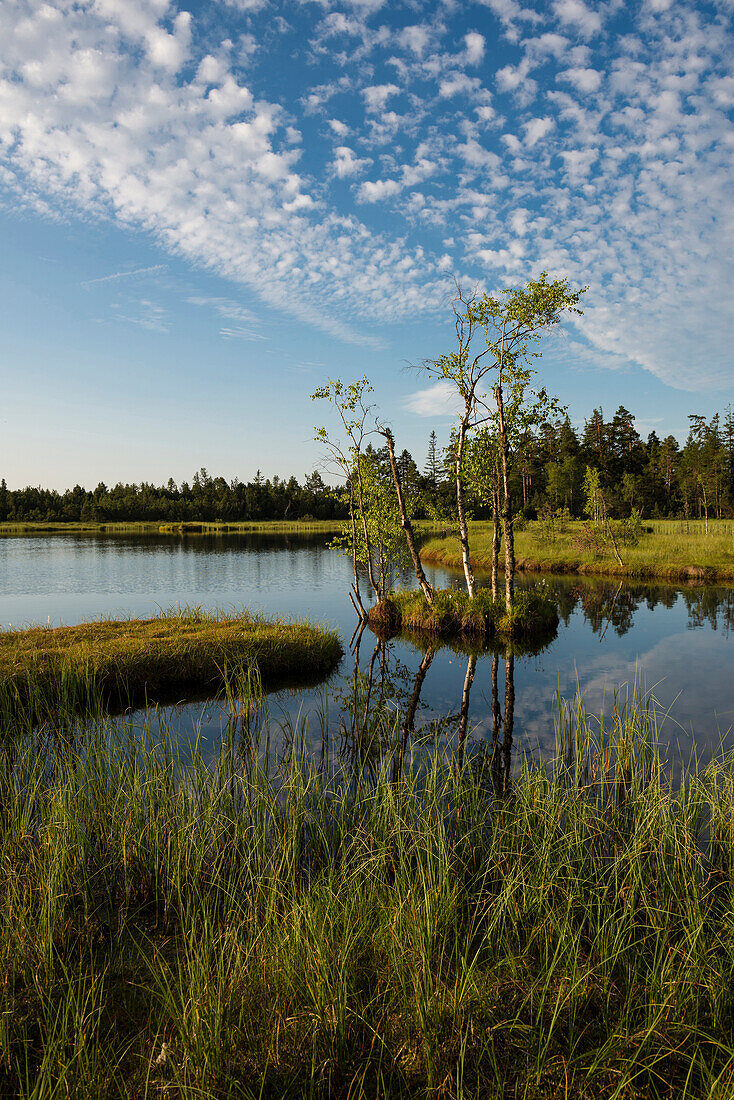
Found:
[2,532,733,768]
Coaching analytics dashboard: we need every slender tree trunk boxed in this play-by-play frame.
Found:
[380,429,433,604]
[353,460,379,598]
[455,415,476,598]
[492,474,501,601]
[348,480,367,621]
[496,385,514,609]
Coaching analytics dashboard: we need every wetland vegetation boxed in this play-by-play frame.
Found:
[2,670,734,1098]
[420,518,734,582]
[0,609,343,719]
[1,526,734,1096]
[369,587,559,644]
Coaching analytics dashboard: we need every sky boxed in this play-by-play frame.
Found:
[0,0,732,490]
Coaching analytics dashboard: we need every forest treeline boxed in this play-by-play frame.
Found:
[2,404,733,524]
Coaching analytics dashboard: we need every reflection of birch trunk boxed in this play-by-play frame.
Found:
[392,649,434,783]
[362,640,382,734]
[490,649,514,794]
[599,580,623,643]
[456,654,477,769]
[502,652,514,793]
[491,651,501,748]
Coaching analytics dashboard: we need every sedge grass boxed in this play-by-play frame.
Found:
[369,587,559,645]
[0,687,734,1096]
[0,607,342,720]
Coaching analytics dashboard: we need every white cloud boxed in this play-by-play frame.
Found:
[81,264,166,287]
[439,72,478,97]
[464,32,486,65]
[0,1,449,347]
[523,33,570,60]
[523,116,555,146]
[1,0,733,391]
[553,0,603,37]
[401,157,437,186]
[405,382,462,417]
[219,325,267,340]
[328,118,350,137]
[362,83,400,111]
[331,145,372,178]
[558,67,602,93]
[560,147,599,181]
[356,178,401,202]
[220,0,268,10]
[398,24,432,56]
[188,297,263,327]
[112,298,169,333]
[495,56,538,103]
[477,0,541,43]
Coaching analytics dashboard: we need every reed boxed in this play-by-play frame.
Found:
[0,686,733,1097]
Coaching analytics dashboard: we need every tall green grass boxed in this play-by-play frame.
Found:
[1,683,734,1097]
[421,518,734,581]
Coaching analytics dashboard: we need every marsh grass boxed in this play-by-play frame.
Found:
[421,518,734,581]
[369,587,559,645]
[0,608,342,721]
[1,686,734,1097]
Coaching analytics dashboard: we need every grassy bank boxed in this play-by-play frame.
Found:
[1,695,734,1097]
[421,518,734,582]
[0,608,342,717]
[369,587,558,645]
[0,519,346,536]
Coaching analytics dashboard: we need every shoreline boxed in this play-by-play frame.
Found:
[0,519,346,536]
[420,547,733,582]
[420,523,734,584]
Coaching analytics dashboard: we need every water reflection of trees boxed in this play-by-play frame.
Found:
[681,587,734,634]
[337,628,516,794]
[524,576,734,638]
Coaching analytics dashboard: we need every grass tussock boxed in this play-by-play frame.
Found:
[0,607,342,718]
[369,587,559,644]
[0,693,734,1096]
[421,518,734,582]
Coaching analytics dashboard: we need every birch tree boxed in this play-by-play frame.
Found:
[421,273,584,605]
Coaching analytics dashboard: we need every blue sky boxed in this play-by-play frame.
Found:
[0,0,732,489]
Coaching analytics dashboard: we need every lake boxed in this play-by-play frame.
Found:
[2,531,733,771]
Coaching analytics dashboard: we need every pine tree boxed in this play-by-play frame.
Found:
[424,431,440,488]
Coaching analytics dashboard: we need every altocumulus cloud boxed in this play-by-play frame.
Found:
[0,0,732,389]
